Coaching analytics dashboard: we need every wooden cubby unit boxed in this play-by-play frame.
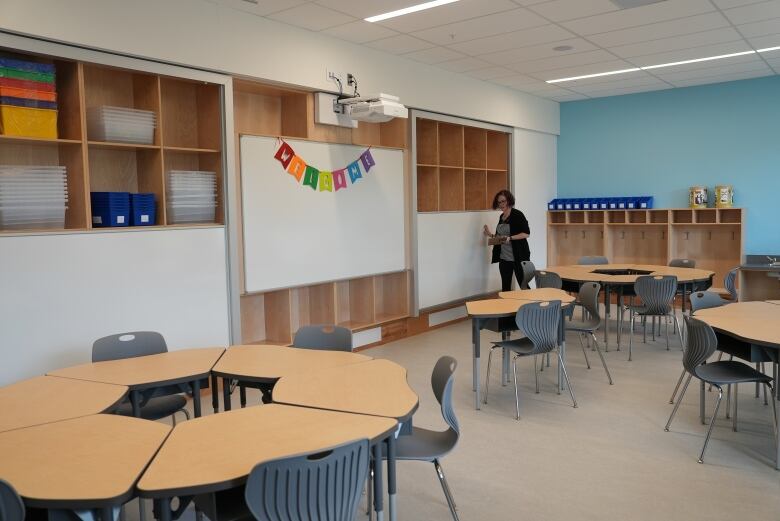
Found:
[606,225,667,265]
[695,208,717,224]
[718,208,741,223]
[607,210,626,224]
[649,210,669,223]
[672,209,693,223]
[549,211,566,224]
[415,117,509,212]
[568,211,585,224]
[586,211,604,224]
[0,47,225,234]
[627,210,646,224]
[548,225,605,266]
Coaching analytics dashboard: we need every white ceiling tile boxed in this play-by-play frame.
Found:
[436,56,494,72]
[578,84,674,99]
[314,0,414,19]
[321,20,399,43]
[403,46,465,64]
[563,70,662,89]
[629,40,754,67]
[447,24,576,56]
[491,74,545,87]
[510,0,554,5]
[608,27,743,59]
[410,8,548,46]
[764,56,780,72]
[366,34,435,54]
[651,58,770,81]
[588,12,730,48]
[375,0,519,33]
[669,69,774,87]
[643,52,762,74]
[464,66,516,79]
[528,59,641,81]
[509,50,623,74]
[217,0,309,16]
[527,0,620,22]
[748,33,780,49]
[481,38,598,65]
[712,0,766,8]
[548,93,590,102]
[266,3,355,31]
[737,17,780,38]
[723,0,780,25]
[561,0,715,36]
[568,78,671,96]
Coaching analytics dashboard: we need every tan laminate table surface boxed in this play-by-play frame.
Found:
[0,414,170,508]
[273,359,419,421]
[212,345,372,382]
[694,301,780,347]
[498,288,576,303]
[47,347,225,389]
[466,298,539,318]
[545,264,714,284]
[767,300,780,305]
[137,404,396,498]
[0,376,127,433]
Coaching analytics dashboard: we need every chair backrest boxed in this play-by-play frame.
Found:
[431,356,459,435]
[682,316,719,375]
[669,258,696,268]
[534,270,562,289]
[92,331,167,363]
[292,325,352,352]
[515,300,561,355]
[634,275,677,315]
[520,260,535,290]
[690,292,726,314]
[724,268,738,301]
[244,439,370,521]
[0,479,24,521]
[577,282,602,327]
[577,256,608,265]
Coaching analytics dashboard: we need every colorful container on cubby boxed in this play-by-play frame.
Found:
[0,104,58,138]
[689,186,708,208]
[714,185,733,208]
[91,192,130,227]
[0,85,57,102]
[0,57,58,139]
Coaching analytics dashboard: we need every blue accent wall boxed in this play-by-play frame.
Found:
[558,75,780,254]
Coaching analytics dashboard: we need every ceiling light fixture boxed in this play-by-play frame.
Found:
[365,0,460,23]
[546,47,779,84]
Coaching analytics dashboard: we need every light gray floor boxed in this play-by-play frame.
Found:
[130,318,780,521]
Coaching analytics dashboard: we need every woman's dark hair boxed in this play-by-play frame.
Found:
[491,189,515,210]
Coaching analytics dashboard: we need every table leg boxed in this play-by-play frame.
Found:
[559,310,566,392]
[471,319,477,392]
[99,507,113,521]
[210,374,219,413]
[502,331,509,386]
[130,390,141,418]
[473,318,481,410]
[192,379,202,418]
[681,283,687,315]
[239,384,247,408]
[373,442,385,521]
[387,435,397,521]
[222,377,232,412]
[604,285,611,351]
[156,498,172,521]
[617,289,624,350]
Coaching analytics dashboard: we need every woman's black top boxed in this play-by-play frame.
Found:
[491,208,530,263]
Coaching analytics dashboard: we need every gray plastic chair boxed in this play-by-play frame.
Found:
[244,439,370,521]
[486,301,576,419]
[665,317,776,464]
[0,479,24,521]
[381,356,460,521]
[534,270,562,289]
[577,256,608,265]
[625,276,683,360]
[520,261,535,290]
[724,268,738,301]
[292,325,352,351]
[565,282,612,385]
[92,331,189,423]
[669,258,696,268]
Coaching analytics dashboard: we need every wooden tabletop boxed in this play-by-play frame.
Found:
[544,264,714,284]
[767,300,780,305]
[47,347,225,389]
[212,345,372,382]
[695,302,780,348]
[0,415,170,508]
[0,376,127,433]
[137,404,396,498]
[466,298,539,318]
[498,288,575,303]
[272,359,419,422]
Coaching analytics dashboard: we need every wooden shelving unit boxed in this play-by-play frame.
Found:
[415,117,509,212]
[233,79,411,345]
[0,48,225,234]
[547,208,744,286]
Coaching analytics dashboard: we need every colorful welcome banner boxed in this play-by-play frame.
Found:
[273,139,375,193]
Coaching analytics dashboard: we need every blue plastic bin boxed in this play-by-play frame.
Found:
[91,192,130,227]
[638,196,654,209]
[130,193,156,226]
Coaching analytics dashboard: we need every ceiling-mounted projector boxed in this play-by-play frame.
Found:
[336,93,408,123]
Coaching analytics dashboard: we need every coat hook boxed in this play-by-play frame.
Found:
[684,231,689,240]
[661,231,665,240]
[564,230,568,239]
[708,231,712,240]
[641,231,645,240]
[621,231,625,239]
[732,231,735,240]
[582,230,586,239]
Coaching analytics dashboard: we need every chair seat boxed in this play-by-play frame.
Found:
[114,395,187,421]
[383,427,458,461]
[695,361,772,386]
[491,337,535,355]
[565,320,598,333]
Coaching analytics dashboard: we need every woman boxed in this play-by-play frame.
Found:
[482,189,531,291]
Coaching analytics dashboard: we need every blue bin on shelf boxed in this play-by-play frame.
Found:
[572,198,583,210]
[548,199,560,210]
[91,192,130,227]
[638,196,654,209]
[130,193,156,226]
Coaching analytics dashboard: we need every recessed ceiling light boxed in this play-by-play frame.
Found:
[365,0,460,23]
[553,45,573,52]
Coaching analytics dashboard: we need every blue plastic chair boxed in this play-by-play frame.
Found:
[292,325,352,351]
[520,260,535,290]
[625,276,683,360]
[244,439,370,521]
[534,270,562,289]
[0,479,24,521]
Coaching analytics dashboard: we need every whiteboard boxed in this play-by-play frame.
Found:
[240,136,405,293]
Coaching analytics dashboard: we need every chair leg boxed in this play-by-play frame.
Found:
[578,333,591,369]
[513,355,521,420]
[433,459,460,521]
[766,383,778,443]
[665,374,692,431]
[534,354,540,394]
[484,348,495,405]
[699,387,724,464]
[557,352,578,408]
[733,383,738,432]
[669,369,686,404]
[665,315,670,350]
[547,352,551,368]
[629,311,635,361]
[726,384,731,419]
[673,315,684,349]
[590,333,613,385]
[366,463,373,518]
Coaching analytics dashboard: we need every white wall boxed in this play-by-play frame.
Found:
[0,0,558,135]
[0,228,231,385]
